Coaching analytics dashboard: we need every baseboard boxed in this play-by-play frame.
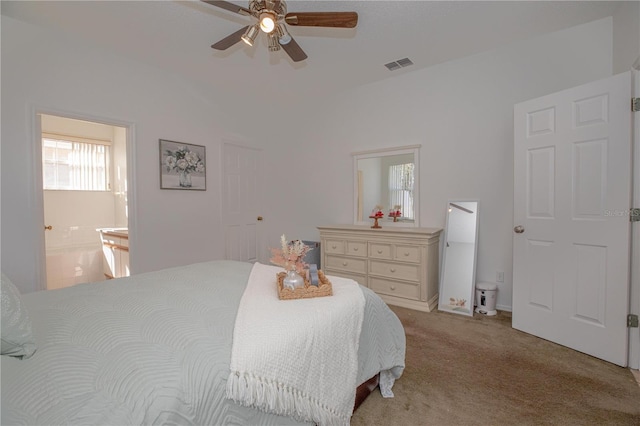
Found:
[496,304,512,312]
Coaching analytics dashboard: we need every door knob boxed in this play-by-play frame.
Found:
[44,225,53,231]
[257,216,263,221]
[514,225,525,234]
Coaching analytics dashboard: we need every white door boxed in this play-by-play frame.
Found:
[222,143,263,263]
[513,72,632,366]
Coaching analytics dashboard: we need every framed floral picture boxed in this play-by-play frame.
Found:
[159,139,206,190]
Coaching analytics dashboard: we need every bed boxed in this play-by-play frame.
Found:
[1,260,406,425]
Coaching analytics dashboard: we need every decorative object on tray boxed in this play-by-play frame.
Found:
[270,235,332,299]
[159,139,206,190]
[369,205,384,229]
[282,269,304,290]
[276,269,333,300]
[269,234,311,274]
[308,263,319,286]
[388,205,402,222]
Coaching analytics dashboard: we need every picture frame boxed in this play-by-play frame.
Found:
[159,139,206,190]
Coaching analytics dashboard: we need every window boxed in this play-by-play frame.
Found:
[388,163,414,220]
[42,135,111,191]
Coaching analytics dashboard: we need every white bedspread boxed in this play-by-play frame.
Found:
[2,260,405,426]
[226,263,365,426]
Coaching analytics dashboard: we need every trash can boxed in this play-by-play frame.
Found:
[475,282,498,316]
[301,240,321,269]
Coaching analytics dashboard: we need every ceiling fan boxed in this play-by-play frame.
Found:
[201,0,358,62]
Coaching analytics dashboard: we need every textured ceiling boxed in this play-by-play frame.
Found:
[1,1,624,105]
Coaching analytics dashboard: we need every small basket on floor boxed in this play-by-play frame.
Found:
[276,270,333,300]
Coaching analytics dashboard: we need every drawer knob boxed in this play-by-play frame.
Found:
[332,245,337,249]
[342,261,348,266]
[377,249,383,254]
[353,247,358,251]
[390,268,396,273]
[390,285,396,290]
[404,252,410,256]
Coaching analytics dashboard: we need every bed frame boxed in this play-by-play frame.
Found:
[353,374,380,412]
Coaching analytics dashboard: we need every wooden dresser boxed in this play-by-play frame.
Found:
[318,225,442,312]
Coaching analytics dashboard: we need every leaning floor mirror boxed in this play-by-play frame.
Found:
[438,200,479,316]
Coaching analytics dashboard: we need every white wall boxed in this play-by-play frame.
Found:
[2,11,637,306]
[1,15,258,293]
[612,1,640,74]
[262,18,617,311]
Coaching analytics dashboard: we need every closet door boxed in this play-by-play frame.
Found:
[222,143,263,263]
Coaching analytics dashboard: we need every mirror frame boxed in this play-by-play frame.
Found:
[352,145,421,227]
[438,199,480,317]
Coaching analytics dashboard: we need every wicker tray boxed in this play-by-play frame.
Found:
[276,270,333,300]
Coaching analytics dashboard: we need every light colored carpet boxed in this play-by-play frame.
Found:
[351,306,640,426]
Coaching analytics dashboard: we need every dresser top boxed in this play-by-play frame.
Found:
[317,224,442,236]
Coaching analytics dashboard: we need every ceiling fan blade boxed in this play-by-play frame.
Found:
[211,26,249,50]
[280,36,308,62]
[284,12,358,28]
[201,0,251,16]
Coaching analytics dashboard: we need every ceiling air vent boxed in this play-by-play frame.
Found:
[384,57,414,71]
[384,62,402,71]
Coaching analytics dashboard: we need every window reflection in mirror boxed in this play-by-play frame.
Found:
[352,145,420,227]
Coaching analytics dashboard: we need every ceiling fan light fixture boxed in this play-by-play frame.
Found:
[241,24,259,46]
[259,12,276,33]
[268,32,281,51]
[277,24,291,45]
[203,0,358,62]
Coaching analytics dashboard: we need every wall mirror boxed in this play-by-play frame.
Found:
[438,200,479,316]
[352,145,420,227]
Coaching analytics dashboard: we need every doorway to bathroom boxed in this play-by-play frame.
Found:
[39,113,130,290]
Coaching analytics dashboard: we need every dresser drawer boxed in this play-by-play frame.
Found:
[369,277,420,301]
[394,245,421,263]
[325,255,367,274]
[369,260,420,282]
[369,242,392,260]
[325,239,345,255]
[324,269,367,287]
[346,240,367,257]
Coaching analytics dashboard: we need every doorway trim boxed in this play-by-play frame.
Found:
[30,105,137,291]
[630,66,640,370]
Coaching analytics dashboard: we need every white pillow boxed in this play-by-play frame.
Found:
[1,272,37,358]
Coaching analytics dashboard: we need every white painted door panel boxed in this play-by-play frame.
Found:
[513,72,632,366]
[222,143,262,263]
